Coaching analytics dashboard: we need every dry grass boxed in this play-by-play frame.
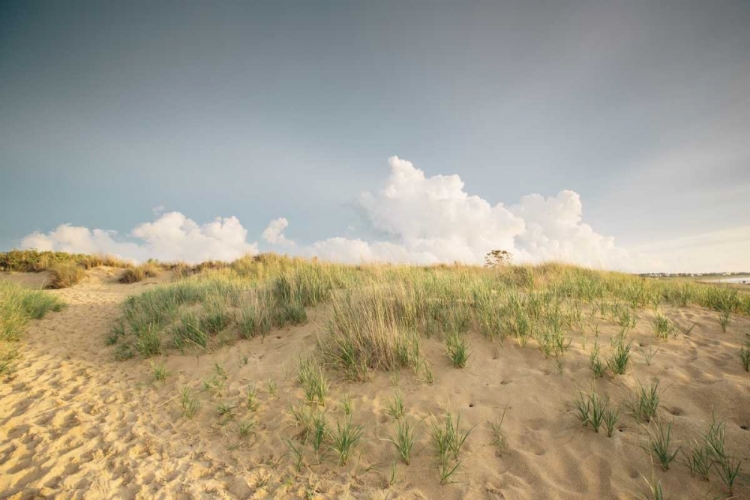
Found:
[120,262,162,283]
[0,249,131,272]
[48,262,87,289]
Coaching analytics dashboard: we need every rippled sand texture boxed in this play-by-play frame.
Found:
[1,268,749,499]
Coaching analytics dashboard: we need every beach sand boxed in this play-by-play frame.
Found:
[1,268,749,499]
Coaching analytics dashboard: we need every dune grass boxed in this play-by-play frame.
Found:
[630,380,661,424]
[120,262,162,283]
[0,249,131,272]
[0,281,65,342]
[646,421,679,470]
[105,254,750,390]
[386,418,419,465]
[331,415,364,466]
[48,262,87,289]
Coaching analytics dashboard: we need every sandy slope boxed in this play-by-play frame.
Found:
[1,269,749,499]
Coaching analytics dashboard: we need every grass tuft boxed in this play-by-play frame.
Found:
[298,357,328,406]
[646,421,679,470]
[386,418,419,465]
[385,392,406,420]
[630,380,660,423]
[150,360,169,381]
[330,415,364,466]
[179,386,200,419]
[445,330,469,368]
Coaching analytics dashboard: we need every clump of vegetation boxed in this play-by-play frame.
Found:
[630,380,660,423]
[48,262,86,289]
[573,389,619,436]
[589,343,606,378]
[386,418,419,465]
[100,253,749,399]
[740,331,750,371]
[488,406,508,452]
[340,394,353,415]
[639,345,660,366]
[330,415,364,466]
[683,438,713,481]
[150,360,169,381]
[716,309,730,333]
[237,420,256,438]
[179,386,200,418]
[607,336,632,375]
[385,392,406,420]
[642,472,666,500]
[0,281,65,341]
[120,262,161,283]
[646,421,679,470]
[701,416,743,495]
[246,384,260,411]
[652,314,675,340]
[0,345,19,378]
[0,249,131,272]
[431,411,472,484]
[445,330,469,368]
[298,357,328,406]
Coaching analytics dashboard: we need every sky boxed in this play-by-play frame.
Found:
[1,1,749,273]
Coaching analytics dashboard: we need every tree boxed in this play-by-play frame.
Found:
[484,250,512,268]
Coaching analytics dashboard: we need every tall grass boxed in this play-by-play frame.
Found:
[48,262,86,289]
[119,262,161,283]
[0,281,65,341]
[0,249,132,272]
[105,254,750,383]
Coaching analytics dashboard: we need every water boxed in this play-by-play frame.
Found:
[709,277,750,284]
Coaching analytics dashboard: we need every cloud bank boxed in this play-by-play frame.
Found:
[21,212,258,264]
[21,155,743,272]
[305,156,644,270]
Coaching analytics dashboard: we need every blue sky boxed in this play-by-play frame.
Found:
[1,1,749,272]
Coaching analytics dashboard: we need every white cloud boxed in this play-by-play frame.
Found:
[262,217,295,247]
[21,212,258,264]
[18,156,745,272]
[303,156,650,271]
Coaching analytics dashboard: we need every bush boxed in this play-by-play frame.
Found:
[120,262,161,283]
[48,262,86,289]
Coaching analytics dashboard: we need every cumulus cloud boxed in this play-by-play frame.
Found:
[303,156,649,270]
[262,217,295,246]
[21,212,258,264]
[17,156,674,271]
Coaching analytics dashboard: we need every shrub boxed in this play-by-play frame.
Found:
[120,262,161,283]
[48,262,86,289]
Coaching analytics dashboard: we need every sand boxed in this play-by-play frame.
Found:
[1,268,749,499]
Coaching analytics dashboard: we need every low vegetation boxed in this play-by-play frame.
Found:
[119,262,161,283]
[47,262,87,288]
[4,250,749,494]
[0,249,131,272]
[0,280,64,342]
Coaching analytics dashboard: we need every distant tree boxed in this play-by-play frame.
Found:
[484,250,512,268]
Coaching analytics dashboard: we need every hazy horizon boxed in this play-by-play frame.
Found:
[2,1,749,273]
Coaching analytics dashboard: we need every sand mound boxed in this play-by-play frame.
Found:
[1,271,749,499]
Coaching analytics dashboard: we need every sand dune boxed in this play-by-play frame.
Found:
[1,267,749,499]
